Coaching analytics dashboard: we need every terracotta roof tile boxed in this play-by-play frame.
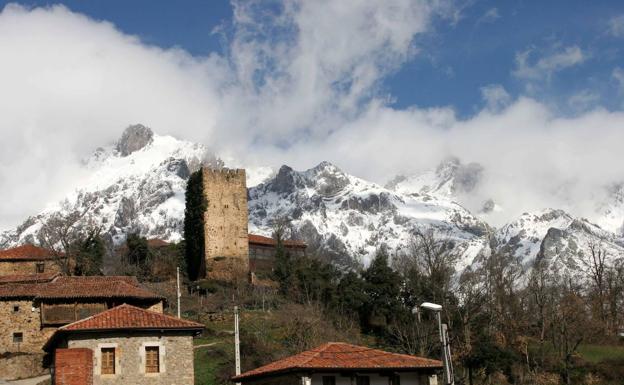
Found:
[60,303,204,331]
[44,304,204,351]
[233,342,442,381]
[0,244,62,261]
[0,275,162,301]
[36,276,162,300]
[0,282,42,298]
[0,272,59,285]
[248,234,307,248]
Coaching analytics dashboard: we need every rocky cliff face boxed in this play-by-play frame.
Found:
[248,161,490,269]
[116,124,154,156]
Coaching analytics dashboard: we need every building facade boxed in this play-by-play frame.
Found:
[202,168,250,281]
[45,304,203,385]
[248,234,307,276]
[0,245,64,276]
[0,275,164,354]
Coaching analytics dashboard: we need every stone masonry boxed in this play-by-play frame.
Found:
[66,332,195,385]
[202,168,250,281]
[0,260,61,276]
[0,300,56,354]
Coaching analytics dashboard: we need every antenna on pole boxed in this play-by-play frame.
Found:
[234,306,241,385]
[176,266,181,318]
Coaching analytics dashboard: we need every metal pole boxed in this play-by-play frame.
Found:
[437,312,453,385]
[235,306,241,385]
[176,266,181,318]
[442,324,455,385]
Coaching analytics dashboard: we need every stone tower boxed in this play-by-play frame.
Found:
[202,168,250,281]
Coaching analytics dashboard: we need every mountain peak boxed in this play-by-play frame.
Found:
[116,124,154,156]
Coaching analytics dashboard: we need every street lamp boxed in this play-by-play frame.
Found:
[420,302,454,385]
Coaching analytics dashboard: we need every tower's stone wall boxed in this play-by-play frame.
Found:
[202,168,249,281]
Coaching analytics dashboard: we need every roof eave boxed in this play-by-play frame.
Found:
[44,326,204,352]
[232,365,444,382]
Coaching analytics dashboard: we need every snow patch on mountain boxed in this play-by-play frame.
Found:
[248,162,490,268]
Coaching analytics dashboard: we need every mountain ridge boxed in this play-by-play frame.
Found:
[2,125,623,276]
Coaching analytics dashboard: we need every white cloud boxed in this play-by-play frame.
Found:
[513,46,585,80]
[0,1,442,228]
[1,2,624,231]
[480,84,511,111]
[477,8,500,25]
[608,14,624,37]
[567,90,600,110]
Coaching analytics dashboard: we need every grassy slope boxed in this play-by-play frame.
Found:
[577,344,624,363]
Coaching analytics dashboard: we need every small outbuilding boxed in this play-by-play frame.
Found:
[231,342,442,385]
[44,303,204,385]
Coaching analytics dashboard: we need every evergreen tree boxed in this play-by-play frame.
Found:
[273,238,296,297]
[361,249,402,331]
[72,228,105,276]
[184,168,207,280]
[334,271,367,317]
[126,233,152,266]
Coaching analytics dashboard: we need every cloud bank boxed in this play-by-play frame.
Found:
[1,1,624,230]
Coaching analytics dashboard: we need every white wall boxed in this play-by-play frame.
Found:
[309,372,437,385]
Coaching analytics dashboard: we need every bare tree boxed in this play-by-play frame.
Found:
[406,229,458,303]
[604,258,624,335]
[37,202,90,274]
[581,241,609,325]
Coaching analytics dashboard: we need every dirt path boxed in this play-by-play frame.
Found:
[194,342,218,349]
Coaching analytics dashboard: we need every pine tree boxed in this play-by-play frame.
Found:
[184,168,207,280]
[362,249,402,331]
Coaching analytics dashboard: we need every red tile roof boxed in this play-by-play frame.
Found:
[0,272,59,285]
[0,275,162,301]
[232,342,443,381]
[0,282,43,298]
[44,304,204,351]
[0,244,62,261]
[147,238,171,248]
[37,276,162,300]
[248,234,307,248]
[61,303,204,331]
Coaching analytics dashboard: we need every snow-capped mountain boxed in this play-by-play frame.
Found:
[248,162,490,268]
[386,157,499,216]
[2,125,623,275]
[0,125,221,246]
[494,208,624,276]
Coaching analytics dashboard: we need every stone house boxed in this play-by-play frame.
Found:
[0,275,164,355]
[44,304,204,385]
[232,342,442,385]
[248,234,307,276]
[0,244,65,276]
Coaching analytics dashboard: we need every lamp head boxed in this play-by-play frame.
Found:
[420,302,443,311]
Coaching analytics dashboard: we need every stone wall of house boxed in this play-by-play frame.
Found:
[147,301,164,313]
[0,353,48,381]
[55,348,93,385]
[0,260,61,276]
[202,168,249,281]
[0,300,55,354]
[66,332,195,385]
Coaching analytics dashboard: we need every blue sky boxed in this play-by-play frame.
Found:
[2,0,624,227]
[3,0,624,117]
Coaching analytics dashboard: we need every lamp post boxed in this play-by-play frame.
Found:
[420,302,454,385]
